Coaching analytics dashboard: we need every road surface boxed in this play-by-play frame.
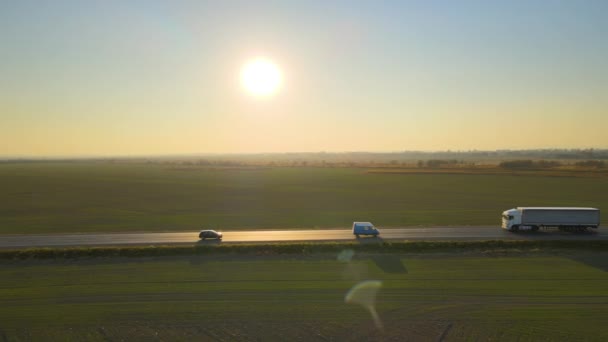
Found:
[0,226,605,248]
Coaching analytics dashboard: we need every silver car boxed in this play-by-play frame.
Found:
[199,230,223,240]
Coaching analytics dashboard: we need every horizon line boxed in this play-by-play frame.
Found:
[2,148,607,160]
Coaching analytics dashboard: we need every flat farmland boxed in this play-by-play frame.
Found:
[1,162,607,234]
[1,252,608,341]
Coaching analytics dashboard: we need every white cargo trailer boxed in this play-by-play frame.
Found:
[501,207,600,232]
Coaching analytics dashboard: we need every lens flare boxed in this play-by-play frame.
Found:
[345,280,383,330]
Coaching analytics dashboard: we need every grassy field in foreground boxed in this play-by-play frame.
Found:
[1,162,607,234]
[1,252,608,341]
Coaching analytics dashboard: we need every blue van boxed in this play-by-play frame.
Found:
[352,222,380,238]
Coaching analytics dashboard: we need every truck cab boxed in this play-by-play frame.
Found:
[501,208,521,231]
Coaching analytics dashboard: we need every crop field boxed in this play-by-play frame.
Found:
[1,162,607,234]
[1,251,608,341]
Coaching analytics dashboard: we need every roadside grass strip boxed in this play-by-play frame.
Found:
[3,240,608,260]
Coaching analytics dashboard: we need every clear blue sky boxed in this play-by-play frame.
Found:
[1,0,607,156]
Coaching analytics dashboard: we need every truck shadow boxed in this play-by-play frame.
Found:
[510,229,599,236]
[569,255,608,272]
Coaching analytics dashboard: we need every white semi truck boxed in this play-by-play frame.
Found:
[502,207,600,232]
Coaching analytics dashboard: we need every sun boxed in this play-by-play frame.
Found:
[240,58,282,96]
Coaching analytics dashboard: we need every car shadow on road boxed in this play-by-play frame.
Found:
[371,255,408,274]
[353,237,408,274]
[195,239,222,246]
[189,240,222,265]
[355,236,384,244]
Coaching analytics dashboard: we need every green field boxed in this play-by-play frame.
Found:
[1,251,608,341]
[1,162,607,234]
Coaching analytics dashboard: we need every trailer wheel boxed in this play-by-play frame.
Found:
[510,225,519,232]
[531,226,539,232]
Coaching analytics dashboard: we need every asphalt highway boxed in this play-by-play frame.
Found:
[0,226,605,248]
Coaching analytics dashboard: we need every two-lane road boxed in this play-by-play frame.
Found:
[0,226,606,249]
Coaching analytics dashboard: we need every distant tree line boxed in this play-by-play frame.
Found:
[417,159,463,168]
[499,159,606,169]
[498,160,562,169]
[574,160,606,168]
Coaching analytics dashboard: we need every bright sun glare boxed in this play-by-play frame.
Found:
[240,58,282,96]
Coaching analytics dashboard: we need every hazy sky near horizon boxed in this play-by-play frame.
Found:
[1,0,607,156]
